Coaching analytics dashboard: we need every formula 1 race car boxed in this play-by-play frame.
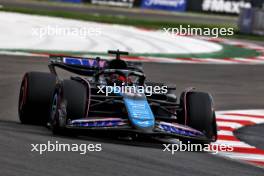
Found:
[18,50,217,143]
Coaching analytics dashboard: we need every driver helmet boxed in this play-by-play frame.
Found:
[108,59,127,70]
[108,74,132,86]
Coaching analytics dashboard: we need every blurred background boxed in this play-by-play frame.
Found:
[0,0,263,42]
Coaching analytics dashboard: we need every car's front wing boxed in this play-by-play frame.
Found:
[66,117,210,142]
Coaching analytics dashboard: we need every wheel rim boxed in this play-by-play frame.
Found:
[50,93,58,125]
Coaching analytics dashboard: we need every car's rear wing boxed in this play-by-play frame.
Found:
[49,55,108,76]
[49,54,143,76]
[50,55,108,69]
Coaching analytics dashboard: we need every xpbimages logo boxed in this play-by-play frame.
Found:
[32,25,101,38]
[163,141,234,154]
[97,83,168,96]
[163,25,234,38]
[30,141,102,155]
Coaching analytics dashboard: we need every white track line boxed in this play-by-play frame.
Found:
[216,121,243,129]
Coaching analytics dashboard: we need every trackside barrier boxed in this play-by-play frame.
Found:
[239,8,264,36]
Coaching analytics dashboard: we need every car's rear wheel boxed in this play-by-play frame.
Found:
[182,92,217,142]
[50,79,87,134]
[18,72,56,125]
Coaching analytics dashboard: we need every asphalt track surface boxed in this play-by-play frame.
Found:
[0,55,264,176]
[0,0,237,26]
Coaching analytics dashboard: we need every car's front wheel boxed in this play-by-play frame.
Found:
[181,91,217,142]
[50,79,87,134]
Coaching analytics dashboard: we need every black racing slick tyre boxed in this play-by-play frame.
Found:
[18,72,56,125]
[62,80,87,120]
[50,79,87,134]
[184,92,217,142]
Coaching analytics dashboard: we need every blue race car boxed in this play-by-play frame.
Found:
[18,50,217,143]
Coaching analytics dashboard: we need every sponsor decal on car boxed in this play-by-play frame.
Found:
[123,93,155,128]
[69,118,127,127]
[63,57,107,68]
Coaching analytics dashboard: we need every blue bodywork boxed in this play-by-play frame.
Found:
[122,93,155,129]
